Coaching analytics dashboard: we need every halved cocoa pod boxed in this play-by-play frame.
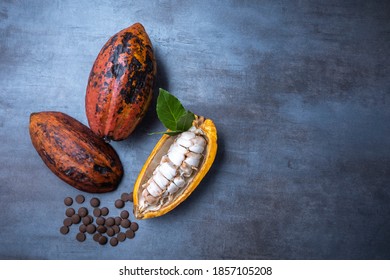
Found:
[85,22,157,141]
[133,116,217,219]
[29,111,123,193]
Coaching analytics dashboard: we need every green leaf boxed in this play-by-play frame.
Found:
[176,111,195,131]
[156,88,187,131]
[150,89,195,136]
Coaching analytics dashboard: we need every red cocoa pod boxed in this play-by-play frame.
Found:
[29,111,123,193]
[85,23,157,141]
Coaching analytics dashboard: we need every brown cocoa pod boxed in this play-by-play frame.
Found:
[85,22,157,141]
[29,111,123,193]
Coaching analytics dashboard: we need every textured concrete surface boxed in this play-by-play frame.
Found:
[0,0,389,259]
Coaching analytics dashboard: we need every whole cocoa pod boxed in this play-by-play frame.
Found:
[85,23,157,141]
[29,111,123,193]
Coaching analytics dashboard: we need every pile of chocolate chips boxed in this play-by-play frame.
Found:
[59,192,138,246]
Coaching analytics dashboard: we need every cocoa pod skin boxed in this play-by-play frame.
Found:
[85,23,157,141]
[29,111,123,193]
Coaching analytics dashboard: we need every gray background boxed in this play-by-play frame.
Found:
[0,0,389,260]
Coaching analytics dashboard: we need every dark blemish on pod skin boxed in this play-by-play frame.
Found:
[110,159,117,168]
[121,32,135,50]
[42,150,55,165]
[110,44,122,64]
[129,56,142,71]
[108,32,137,80]
[112,63,125,80]
[72,149,91,163]
[96,104,102,113]
[36,121,47,129]
[71,171,88,183]
[134,71,148,92]
[105,71,113,78]
[120,88,133,104]
[64,167,76,176]
[145,52,154,73]
[93,164,113,174]
[133,37,144,50]
[53,134,66,150]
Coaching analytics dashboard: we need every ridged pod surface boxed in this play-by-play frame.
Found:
[133,116,217,219]
[86,23,156,141]
[29,111,123,193]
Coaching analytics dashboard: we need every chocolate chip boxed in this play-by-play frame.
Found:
[71,214,81,224]
[105,217,115,227]
[78,207,88,217]
[121,192,129,202]
[65,208,75,217]
[112,225,120,234]
[121,219,130,228]
[63,217,72,227]
[110,237,118,247]
[117,232,126,242]
[96,217,105,225]
[121,192,133,202]
[90,197,100,208]
[120,210,129,219]
[60,226,69,235]
[97,225,107,234]
[125,229,135,239]
[76,232,86,242]
[86,224,96,234]
[93,208,101,217]
[64,197,73,206]
[79,224,87,233]
[98,235,108,245]
[114,216,122,225]
[100,207,109,216]
[82,215,93,225]
[93,233,101,242]
[115,199,124,209]
[106,227,115,237]
[130,222,139,232]
[75,194,85,204]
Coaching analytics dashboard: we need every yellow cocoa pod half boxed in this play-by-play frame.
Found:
[133,116,217,219]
